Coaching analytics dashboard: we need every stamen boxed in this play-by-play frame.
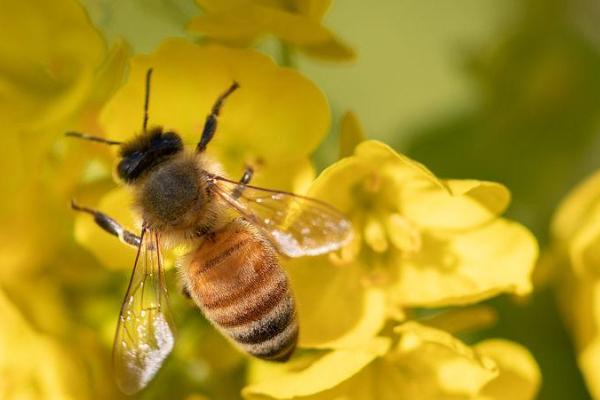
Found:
[386,213,422,256]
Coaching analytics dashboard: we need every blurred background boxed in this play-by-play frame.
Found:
[3,0,600,398]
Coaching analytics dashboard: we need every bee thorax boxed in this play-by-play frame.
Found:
[139,158,203,226]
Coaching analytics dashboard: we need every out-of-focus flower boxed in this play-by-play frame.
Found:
[0,290,92,399]
[77,38,330,269]
[0,0,131,398]
[289,135,538,347]
[189,0,355,62]
[339,111,366,159]
[243,322,540,400]
[473,339,541,400]
[0,0,104,134]
[75,186,138,270]
[0,0,127,300]
[550,170,600,398]
[0,0,125,281]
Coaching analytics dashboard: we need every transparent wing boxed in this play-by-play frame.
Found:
[113,229,175,395]
[211,175,353,257]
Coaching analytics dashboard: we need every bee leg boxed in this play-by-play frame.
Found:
[232,165,254,199]
[196,81,240,153]
[240,165,254,185]
[70,199,141,248]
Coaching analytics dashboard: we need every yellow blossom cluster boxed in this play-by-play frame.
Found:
[0,0,128,398]
[1,0,545,399]
[240,135,540,399]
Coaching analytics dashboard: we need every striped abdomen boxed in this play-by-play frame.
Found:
[184,220,298,361]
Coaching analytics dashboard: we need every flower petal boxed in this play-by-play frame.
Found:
[561,276,600,399]
[339,111,365,159]
[312,140,509,232]
[190,6,329,45]
[400,178,511,231]
[244,322,499,399]
[390,322,498,399]
[0,290,92,399]
[298,36,357,62]
[552,170,600,242]
[243,338,390,399]
[567,205,600,277]
[578,336,600,400]
[223,154,316,193]
[190,1,354,61]
[287,258,387,348]
[293,0,332,20]
[101,39,329,179]
[0,0,106,131]
[355,140,444,190]
[474,339,541,400]
[309,140,444,213]
[390,219,538,307]
[74,187,139,270]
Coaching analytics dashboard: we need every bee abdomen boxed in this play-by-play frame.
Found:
[223,289,298,361]
[202,266,298,362]
[186,221,298,361]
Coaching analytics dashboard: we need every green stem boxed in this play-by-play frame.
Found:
[279,40,296,68]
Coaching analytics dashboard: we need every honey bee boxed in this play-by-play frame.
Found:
[67,69,353,395]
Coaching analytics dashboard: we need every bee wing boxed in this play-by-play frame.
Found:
[113,229,175,395]
[211,175,353,257]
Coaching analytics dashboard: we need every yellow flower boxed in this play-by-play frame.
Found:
[243,322,540,400]
[102,38,327,189]
[189,0,355,61]
[1,1,544,399]
[473,339,541,400]
[0,0,114,281]
[0,0,130,282]
[0,289,92,399]
[77,38,330,270]
[0,0,104,133]
[550,169,600,398]
[0,1,131,398]
[289,138,538,347]
[74,186,138,270]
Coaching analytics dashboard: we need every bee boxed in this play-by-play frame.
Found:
[67,69,353,395]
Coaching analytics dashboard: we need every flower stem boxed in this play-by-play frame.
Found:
[279,41,296,68]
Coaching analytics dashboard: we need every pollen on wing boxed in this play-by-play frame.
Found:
[118,311,174,394]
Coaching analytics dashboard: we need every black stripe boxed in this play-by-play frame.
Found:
[249,325,299,361]
[202,266,283,309]
[230,298,295,344]
[215,278,289,327]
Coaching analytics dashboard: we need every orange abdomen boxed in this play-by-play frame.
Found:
[184,220,298,361]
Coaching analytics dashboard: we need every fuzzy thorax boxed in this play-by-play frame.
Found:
[132,151,227,247]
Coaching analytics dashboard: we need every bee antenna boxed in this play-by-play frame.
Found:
[143,68,153,133]
[65,131,122,146]
[70,199,94,215]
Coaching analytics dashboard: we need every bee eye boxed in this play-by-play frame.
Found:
[118,151,143,182]
[150,133,164,146]
[117,132,183,183]
[160,132,182,148]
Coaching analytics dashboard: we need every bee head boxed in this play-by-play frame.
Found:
[117,127,184,183]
